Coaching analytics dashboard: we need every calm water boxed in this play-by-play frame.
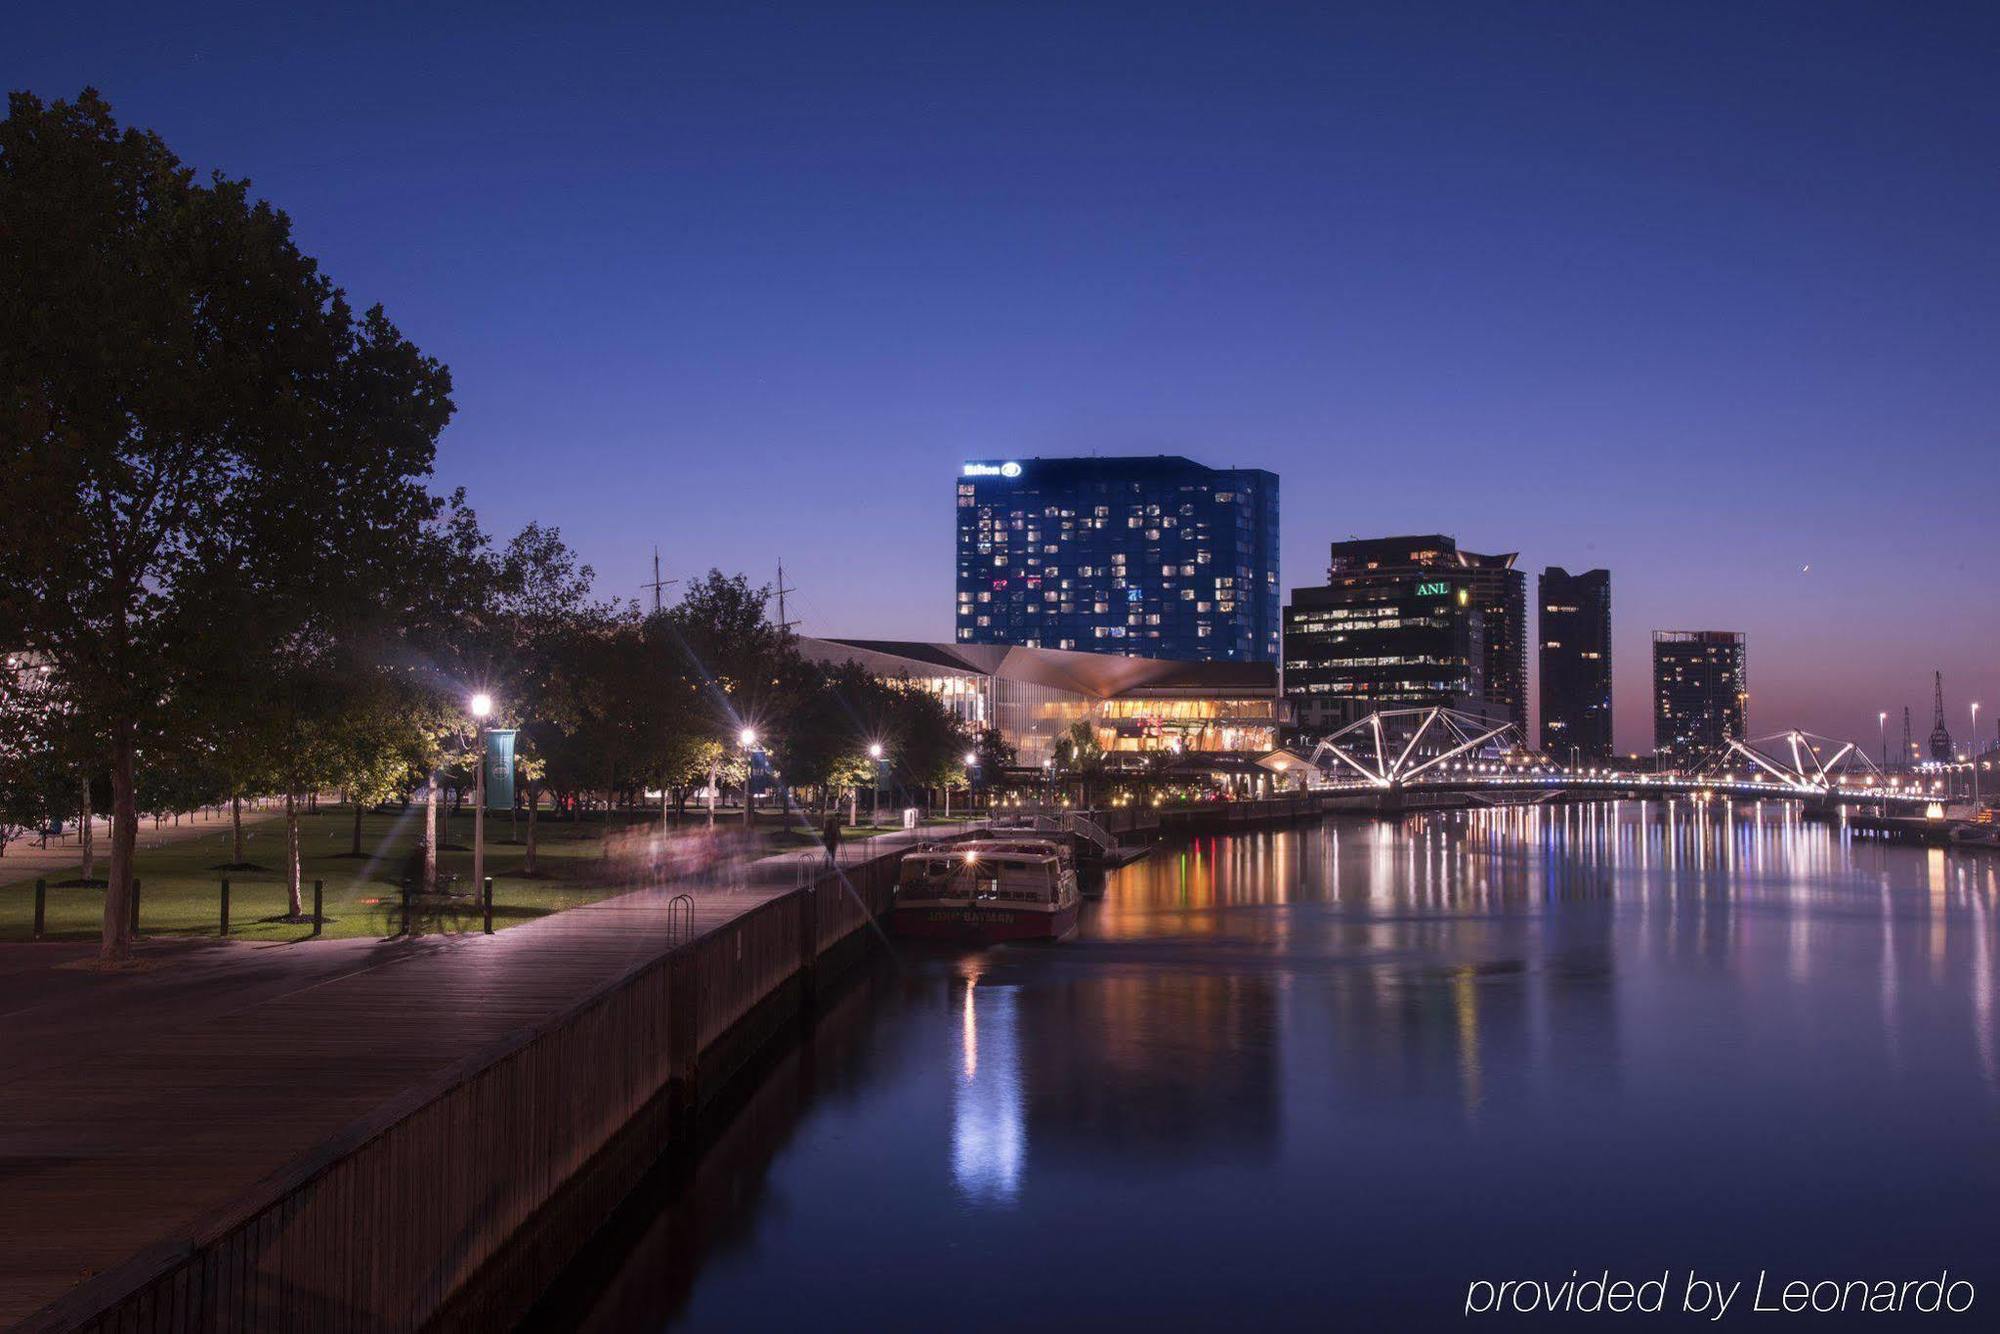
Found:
[540,803,2000,1331]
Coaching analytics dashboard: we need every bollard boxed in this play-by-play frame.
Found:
[312,880,323,936]
[33,879,46,941]
[220,878,230,936]
[130,878,141,934]
[483,876,494,935]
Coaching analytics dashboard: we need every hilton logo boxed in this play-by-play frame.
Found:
[962,461,1023,478]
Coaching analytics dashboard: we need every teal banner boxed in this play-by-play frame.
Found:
[484,729,518,811]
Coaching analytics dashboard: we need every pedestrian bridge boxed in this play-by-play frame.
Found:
[1304,709,1940,810]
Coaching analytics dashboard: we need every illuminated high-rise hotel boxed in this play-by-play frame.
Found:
[954,456,1279,662]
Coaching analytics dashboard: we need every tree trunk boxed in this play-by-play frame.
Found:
[707,761,718,824]
[231,795,244,864]
[524,782,539,875]
[285,790,303,916]
[351,799,364,856]
[660,771,671,824]
[81,776,94,882]
[424,774,439,892]
[101,730,138,961]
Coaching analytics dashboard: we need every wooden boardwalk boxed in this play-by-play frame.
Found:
[0,828,943,1329]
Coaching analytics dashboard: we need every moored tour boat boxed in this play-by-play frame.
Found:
[891,838,1081,942]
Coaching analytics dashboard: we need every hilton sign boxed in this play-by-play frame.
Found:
[962,461,1023,478]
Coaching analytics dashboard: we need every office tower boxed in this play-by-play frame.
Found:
[1282,569,1487,737]
[1290,535,1525,731]
[955,456,1279,661]
[1652,630,1746,766]
[1538,567,1612,760]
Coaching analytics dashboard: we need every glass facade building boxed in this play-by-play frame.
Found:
[1282,573,1487,737]
[1538,567,1612,760]
[1652,630,1746,766]
[1282,535,1523,738]
[955,456,1280,662]
[798,638,1283,768]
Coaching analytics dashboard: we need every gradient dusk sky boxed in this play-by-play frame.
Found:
[15,2,1998,753]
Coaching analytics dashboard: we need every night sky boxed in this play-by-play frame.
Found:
[15,2,1998,753]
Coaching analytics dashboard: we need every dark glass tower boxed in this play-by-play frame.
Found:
[1292,535,1526,732]
[955,456,1279,662]
[1652,630,1746,766]
[1538,567,1612,760]
[1282,571,1485,736]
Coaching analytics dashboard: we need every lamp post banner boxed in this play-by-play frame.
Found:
[484,729,518,811]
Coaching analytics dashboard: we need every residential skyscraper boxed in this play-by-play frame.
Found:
[1538,567,1612,760]
[1652,630,1746,766]
[955,456,1279,662]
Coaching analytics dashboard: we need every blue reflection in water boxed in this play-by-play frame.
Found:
[950,973,1024,1202]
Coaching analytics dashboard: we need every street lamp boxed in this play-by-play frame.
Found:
[953,748,978,820]
[470,692,494,903]
[1973,703,1982,804]
[867,741,885,825]
[739,728,758,828]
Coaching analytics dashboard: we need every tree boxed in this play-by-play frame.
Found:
[880,679,974,796]
[0,667,72,860]
[767,659,873,817]
[972,726,1016,782]
[661,570,786,814]
[326,682,432,857]
[1052,721,1105,805]
[0,90,452,959]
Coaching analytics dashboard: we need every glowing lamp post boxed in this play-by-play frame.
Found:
[469,692,494,900]
[868,742,885,825]
[1973,704,1983,804]
[739,728,759,828]
[958,748,979,819]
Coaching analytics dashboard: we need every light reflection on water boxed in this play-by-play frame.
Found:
[547,801,2000,1333]
[950,971,1024,1202]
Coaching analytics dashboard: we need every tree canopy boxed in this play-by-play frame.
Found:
[0,89,452,957]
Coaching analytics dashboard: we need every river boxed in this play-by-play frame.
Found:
[531,801,2000,1330]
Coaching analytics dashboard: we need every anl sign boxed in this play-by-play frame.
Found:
[1415,580,1451,597]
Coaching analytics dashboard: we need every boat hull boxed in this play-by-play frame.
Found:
[890,900,1080,942]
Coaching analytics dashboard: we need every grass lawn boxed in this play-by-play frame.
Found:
[0,805,990,944]
[3,807,644,943]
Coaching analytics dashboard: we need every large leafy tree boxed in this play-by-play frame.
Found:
[487,523,611,866]
[661,570,787,811]
[0,90,452,959]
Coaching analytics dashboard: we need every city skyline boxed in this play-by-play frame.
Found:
[10,11,2000,1330]
[14,2,1995,752]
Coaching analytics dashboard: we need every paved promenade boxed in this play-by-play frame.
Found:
[0,822,959,1327]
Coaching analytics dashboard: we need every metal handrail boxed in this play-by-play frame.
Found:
[666,893,695,940]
